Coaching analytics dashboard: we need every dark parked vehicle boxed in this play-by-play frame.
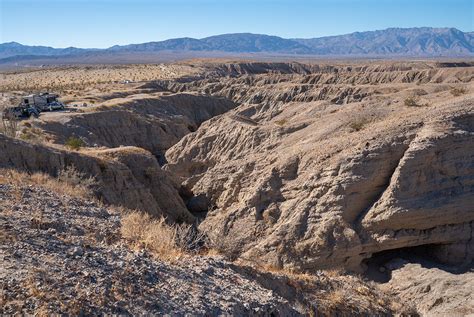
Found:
[2,105,40,119]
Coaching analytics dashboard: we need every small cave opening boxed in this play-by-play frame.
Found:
[154,152,168,166]
[178,185,210,220]
[362,243,468,283]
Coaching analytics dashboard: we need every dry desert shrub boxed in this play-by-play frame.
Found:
[324,289,346,310]
[205,231,243,261]
[57,165,97,191]
[404,95,428,107]
[19,124,47,143]
[233,257,403,316]
[121,211,204,261]
[1,117,19,138]
[349,117,370,132]
[257,263,316,284]
[450,87,467,97]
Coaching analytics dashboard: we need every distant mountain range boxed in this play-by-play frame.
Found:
[1,27,473,65]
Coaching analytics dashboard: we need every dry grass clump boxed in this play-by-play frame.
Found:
[205,231,243,261]
[235,258,407,316]
[121,211,204,261]
[19,124,49,143]
[315,275,407,316]
[323,289,345,311]
[0,167,96,199]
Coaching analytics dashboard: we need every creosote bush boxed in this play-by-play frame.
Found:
[275,119,288,126]
[349,118,369,132]
[65,136,85,150]
[450,87,467,97]
[206,231,242,261]
[404,96,427,107]
[121,212,205,261]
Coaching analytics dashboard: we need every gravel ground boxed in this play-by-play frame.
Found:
[0,183,299,316]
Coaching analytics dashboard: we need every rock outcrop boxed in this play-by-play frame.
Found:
[360,113,474,266]
[164,62,474,271]
[160,61,473,110]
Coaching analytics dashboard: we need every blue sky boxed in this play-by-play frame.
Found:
[1,0,472,48]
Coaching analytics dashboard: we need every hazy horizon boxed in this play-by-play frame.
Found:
[1,0,472,48]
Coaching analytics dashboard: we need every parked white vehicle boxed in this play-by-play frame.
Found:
[46,101,65,111]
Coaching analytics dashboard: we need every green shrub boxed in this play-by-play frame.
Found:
[275,119,288,126]
[65,136,85,150]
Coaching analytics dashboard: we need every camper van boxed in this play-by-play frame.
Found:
[22,93,65,111]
